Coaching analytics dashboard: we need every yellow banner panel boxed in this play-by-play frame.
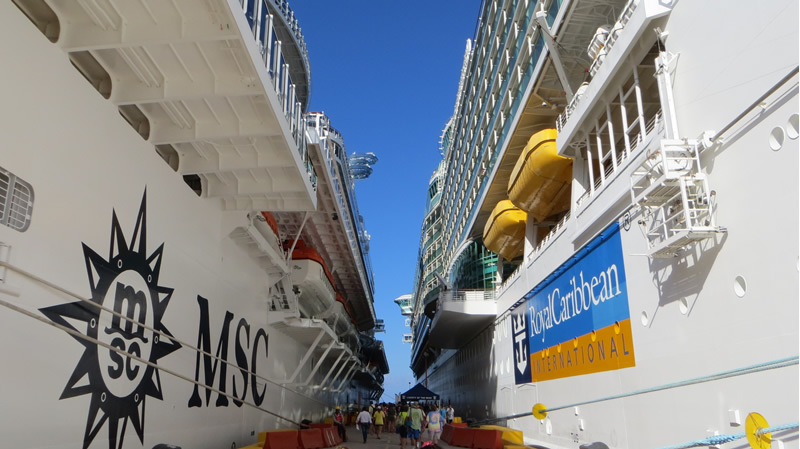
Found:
[530,318,635,382]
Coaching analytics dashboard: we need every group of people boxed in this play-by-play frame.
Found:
[349,401,455,447]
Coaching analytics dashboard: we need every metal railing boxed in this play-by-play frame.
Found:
[439,289,496,302]
[267,0,310,72]
[238,0,316,189]
[555,0,640,132]
[588,0,639,77]
[309,113,376,300]
[575,111,662,208]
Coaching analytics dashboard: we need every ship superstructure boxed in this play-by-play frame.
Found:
[410,0,798,447]
[393,294,414,344]
[1,1,387,448]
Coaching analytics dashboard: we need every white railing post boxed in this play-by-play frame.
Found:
[288,85,296,125]
[282,64,290,114]
[595,121,606,185]
[585,137,596,196]
[263,14,274,66]
[619,85,632,157]
[606,104,618,170]
[272,41,282,90]
[634,67,649,141]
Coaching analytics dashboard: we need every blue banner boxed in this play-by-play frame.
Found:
[513,223,632,383]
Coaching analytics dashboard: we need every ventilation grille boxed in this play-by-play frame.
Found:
[0,167,34,232]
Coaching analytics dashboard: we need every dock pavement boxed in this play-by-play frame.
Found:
[338,423,453,449]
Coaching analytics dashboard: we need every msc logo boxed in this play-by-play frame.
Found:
[41,192,181,449]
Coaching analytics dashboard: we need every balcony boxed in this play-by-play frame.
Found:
[34,0,318,211]
[427,289,496,349]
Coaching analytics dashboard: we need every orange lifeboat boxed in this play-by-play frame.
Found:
[483,200,527,260]
[507,129,572,222]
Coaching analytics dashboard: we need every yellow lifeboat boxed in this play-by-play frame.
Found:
[507,129,572,222]
[483,200,527,260]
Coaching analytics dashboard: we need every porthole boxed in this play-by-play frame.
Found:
[787,114,799,139]
[769,126,785,151]
[734,275,747,298]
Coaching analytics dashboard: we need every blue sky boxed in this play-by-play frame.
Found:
[288,2,481,400]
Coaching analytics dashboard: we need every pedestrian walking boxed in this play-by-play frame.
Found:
[408,402,425,448]
[356,407,372,443]
[373,405,386,439]
[426,405,442,444]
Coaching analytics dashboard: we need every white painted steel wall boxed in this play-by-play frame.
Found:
[0,4,361,448]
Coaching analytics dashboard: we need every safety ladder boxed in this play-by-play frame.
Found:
[630,139,725,258]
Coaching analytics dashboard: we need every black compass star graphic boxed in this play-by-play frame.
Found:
[41,192,181,449]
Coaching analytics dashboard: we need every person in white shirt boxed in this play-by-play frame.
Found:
[446,405,454,424]
[356,406,373,443]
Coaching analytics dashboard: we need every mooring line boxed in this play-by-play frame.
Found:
[0,260,339,409]
[475,356,798,426]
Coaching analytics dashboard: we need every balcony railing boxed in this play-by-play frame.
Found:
[238,0,316,189]
[439,289,496,303]
[555,0,640,132]
[310,113,376,298]
[267,0,310,70]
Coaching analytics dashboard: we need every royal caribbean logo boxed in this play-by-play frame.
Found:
[40,192,181,449]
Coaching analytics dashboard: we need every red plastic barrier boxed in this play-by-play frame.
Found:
[441,425,455,444]
[472,429,503,449]
[310,423,333,429]
[299,429,325,449]
[331,427,343,445]
[321,427,338,447]
[451,423,468,428]
[263,430,300,449]
[450,427,475,448]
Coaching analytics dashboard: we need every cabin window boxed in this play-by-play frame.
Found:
[0,166,34,232]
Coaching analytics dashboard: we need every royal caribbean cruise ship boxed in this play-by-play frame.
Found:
[0,1,388,448]
[409,0,798,448]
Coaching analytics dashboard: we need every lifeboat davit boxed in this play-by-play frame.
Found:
[483,200,527,260]
[507,129,572,222]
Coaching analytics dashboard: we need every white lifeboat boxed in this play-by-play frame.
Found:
[288,240,337,319]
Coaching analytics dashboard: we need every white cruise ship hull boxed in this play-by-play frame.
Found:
[413,0,799,448]
[0,2,380,448]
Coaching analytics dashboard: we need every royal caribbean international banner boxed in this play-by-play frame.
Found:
[512,223,635,384]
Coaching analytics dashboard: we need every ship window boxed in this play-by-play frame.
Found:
[546,0,562,27]
[0,166,34,232]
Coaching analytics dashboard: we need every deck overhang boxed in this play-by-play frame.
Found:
[45,0,317,211]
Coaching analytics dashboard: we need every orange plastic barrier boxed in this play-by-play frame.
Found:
[441,425,455,444]
[299,429,325,449]
[309,423,332,429]
[472,429,503,449]
[450,427,475,448]
[263,430,300,449]
[451,423,468,428]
